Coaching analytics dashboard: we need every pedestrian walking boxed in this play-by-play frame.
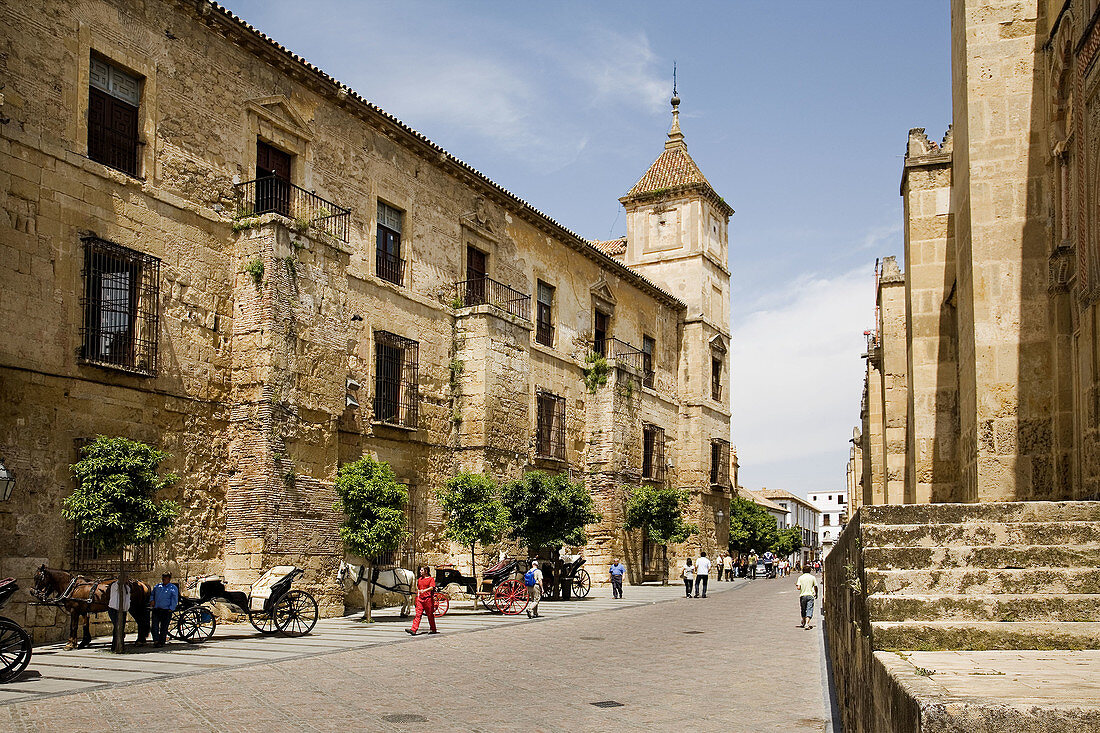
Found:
[149,572,179,647]
[405,565,439,635]
[763,550,775,579]
[723,553,733,581]
[608,558,626,599]
[797,564,819,629]
[525,559,543,618]
[714,553,724,581]
[748,551,758,579]
[681,557,695,597]
[694,551,711,598]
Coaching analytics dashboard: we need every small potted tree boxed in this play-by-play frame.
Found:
[64,436,179,653]
[623,484,697,585]
[333,455,409,623]
[436,472,507,607]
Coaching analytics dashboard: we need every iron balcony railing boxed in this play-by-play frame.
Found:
[594,337,647,373]
[234,176,351,242]
[456,276,531,321]
[376,249,406,286]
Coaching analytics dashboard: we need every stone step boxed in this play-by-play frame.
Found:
[860,500,1100,527]
[862,543,1100,570]
[867,593,1100,623]
[862,521,1100,548]
[871,620,1100,651]
[865,567,1100,595]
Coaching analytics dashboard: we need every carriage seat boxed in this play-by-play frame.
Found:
[249,566,299,612]
[482,557,514,577]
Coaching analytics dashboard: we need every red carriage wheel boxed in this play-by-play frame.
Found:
[432,591,450,617]
[493,579,529,616]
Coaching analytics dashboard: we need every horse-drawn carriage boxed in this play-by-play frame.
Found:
[0,578,32,683]
[433,556,531,616]
[171,566,318,642]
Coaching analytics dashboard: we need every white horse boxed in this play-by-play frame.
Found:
[337,560,416,618]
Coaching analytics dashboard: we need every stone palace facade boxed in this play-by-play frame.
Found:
[0,0,734,640]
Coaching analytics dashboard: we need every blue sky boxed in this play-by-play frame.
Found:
[223,1,952,496]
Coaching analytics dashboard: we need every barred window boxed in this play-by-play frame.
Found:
[376,201,404,286]
[642,335,655,388]
[80,237,160,376]
[710,439,730,487]
[536,280,554,346]
[72,531,153,573]
[373,331,419,428]
[642,423,665,481]
[88,56,141,176]
[535,389,566,460]
[711,356,723,401]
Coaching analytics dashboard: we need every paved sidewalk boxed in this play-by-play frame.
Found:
[1,576,837,731]
[0,579,741,706]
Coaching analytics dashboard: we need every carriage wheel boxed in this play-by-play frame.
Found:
[432,592,450,617]
[273,590,318,637]
[572,569,591,599]
[493,579,529,616]
[249,607,280,635]
[0,617,32,683]
[175,606,217,643]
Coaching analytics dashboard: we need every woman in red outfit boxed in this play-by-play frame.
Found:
[405,565,438,635]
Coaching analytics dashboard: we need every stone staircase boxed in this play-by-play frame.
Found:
[858,501,1100,651]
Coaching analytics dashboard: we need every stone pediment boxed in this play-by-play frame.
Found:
[590,276,617,308]
[709,334,727,354]
[246,95,313,142]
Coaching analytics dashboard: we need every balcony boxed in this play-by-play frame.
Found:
[234,176,351,242]
[593,337,648,374]
[376,249,406,286]
[456,276,531,321]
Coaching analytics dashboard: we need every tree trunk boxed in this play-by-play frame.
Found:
[112,550,127,653]
[363,561,372,624]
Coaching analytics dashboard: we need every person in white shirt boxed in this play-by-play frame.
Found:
[694,551,712,598]
[723,553,734,581]
[681,557,695,598]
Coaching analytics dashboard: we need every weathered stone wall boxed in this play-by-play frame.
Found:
[0,0,729,640]
[877,258,908,506]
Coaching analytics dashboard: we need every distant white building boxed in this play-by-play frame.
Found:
[758,488,820,568]
[807,490,848,560]
[741,488,790,529]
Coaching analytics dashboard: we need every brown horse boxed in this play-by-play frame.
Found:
[32,565,151,650]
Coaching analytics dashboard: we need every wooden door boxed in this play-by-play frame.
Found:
[465,246,487,305]
[256,140,292,215]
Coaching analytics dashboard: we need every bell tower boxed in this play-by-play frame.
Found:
[618,89,735,546]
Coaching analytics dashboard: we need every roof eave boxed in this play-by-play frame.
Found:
[619,183,734,218]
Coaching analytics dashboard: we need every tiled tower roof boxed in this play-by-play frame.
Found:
[590,237,627,257]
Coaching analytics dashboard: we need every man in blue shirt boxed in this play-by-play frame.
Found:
[149,572,179,647]
[609,559,626,599]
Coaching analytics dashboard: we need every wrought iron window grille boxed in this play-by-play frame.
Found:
[456,276,532,321]
[535,389,566,460]
[373,331,419,429]
[71,531,154,574]
[79,237,160,376]
[710,439,731,488]
[642,423,666,481]
[535,281,554,346]
[233,176,351,242]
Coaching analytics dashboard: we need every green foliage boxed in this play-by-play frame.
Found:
[623,484,696,545]
[772,525,804,558]
[246,258,264,286]
[449,359,464,388]
[294,217,312,233]
[582,351,610,394]
[232,217,258,232]
[450,295,465,309]
[64,436,180,553]
[332,456,409,560]
[437,472,507,550]
[727,496,779,556]
[282,256,297,279]
[501,471,602,550]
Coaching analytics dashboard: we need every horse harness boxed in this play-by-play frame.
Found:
[357,564,411,595]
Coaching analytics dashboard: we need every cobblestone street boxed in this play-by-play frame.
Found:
[1,577,837,731]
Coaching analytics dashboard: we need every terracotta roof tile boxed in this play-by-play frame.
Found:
[590,237,627,257]
[627,146,712,197]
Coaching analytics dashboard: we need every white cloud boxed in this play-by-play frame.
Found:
[732,265,874,492]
